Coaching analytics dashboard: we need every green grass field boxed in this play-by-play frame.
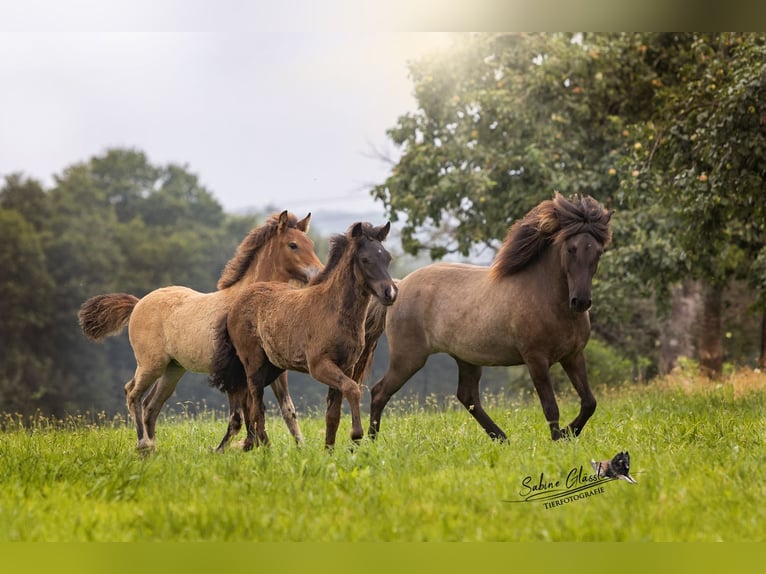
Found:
[1,371,764,542]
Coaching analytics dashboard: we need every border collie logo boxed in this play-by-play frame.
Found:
[507,451,637,509]
[591,451,637,484]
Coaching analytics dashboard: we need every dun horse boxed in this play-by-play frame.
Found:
[368,193,613,442]
[78,211,322,451]
[210,222,397,449]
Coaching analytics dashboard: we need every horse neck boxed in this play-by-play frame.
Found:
[317,251,370,327]
[226,244,291,294]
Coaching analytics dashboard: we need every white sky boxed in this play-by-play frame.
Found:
[0,3,456,217]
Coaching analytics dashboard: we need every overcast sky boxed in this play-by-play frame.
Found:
[1,4,455,219]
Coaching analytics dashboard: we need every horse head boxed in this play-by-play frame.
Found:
[552,194,613,313]
[273,210,323,284]
[350,221,397,306]
[560,231,606,313]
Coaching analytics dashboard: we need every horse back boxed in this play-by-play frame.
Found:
[130,285,227,373]
[388,262,589,366]
[228,281,316,372]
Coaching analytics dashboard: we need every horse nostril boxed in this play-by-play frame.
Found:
[570,297,591,312]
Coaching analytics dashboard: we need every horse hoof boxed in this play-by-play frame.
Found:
[136,441,155,455]
[553,427,578,441]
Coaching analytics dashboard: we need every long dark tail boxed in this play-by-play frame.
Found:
[78,293,140,342]
[351,293,391,384]
[209,314,247,393]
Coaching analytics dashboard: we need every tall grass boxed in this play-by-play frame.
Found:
[1,371,764,541]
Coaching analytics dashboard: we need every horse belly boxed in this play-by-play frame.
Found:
[437,324,525,367]
[257,322,309,373]
[160,290,223,373]
[168,326,217,372]
[261,341,308,373]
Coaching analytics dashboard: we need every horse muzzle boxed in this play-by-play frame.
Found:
[380,283,398,306]
[301,265,322,283]
[570,296,591,313]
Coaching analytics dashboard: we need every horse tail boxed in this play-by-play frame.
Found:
[351,290,392,384]
[78,293,140,342]
[209,313,247,393]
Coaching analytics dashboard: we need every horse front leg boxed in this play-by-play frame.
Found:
[324,388,343,448]
[525,358,563,440]
[310,359,363,445]
[559,351,597,437]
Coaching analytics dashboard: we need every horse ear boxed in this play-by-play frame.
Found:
[277,210,289,231]
[376,221,391,242]
[351,222,364,238]
[297,213,311,233]
[606,209,615,223]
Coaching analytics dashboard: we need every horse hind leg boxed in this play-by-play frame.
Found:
[215,387,246,453]
[559,352,596,438]
[368,351,428,440]
[455,359,507,441]
[125,364,167,451]
[142,361,186,449]
[270,372,304,446]
[242,360,283,451]
[244,382,269,451]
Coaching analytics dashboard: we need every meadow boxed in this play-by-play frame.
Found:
[1,369,764,542]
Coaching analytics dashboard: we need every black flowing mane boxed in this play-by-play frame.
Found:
[490,193,613,279]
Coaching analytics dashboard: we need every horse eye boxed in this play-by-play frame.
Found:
[288,242,298,250]
[568,246,577,255]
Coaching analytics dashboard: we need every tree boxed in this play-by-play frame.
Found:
[0,206,55,414]
[622,33,766,376]
[373,33,662,375]
[373,33,766,379]
[0,149,247,416]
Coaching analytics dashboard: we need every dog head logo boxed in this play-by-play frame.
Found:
[591,451,637,484]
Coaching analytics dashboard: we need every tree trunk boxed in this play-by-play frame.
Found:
[699,281,724,378]
[760,308,766,369]
[659,281,701,374]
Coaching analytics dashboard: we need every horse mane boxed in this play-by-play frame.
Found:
[309,222,379,286]
[217,211,301,290]
[490,193,613,279]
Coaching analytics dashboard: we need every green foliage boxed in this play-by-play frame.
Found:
[0,207,56,413]
[582,339,637,387]
[621,33,766,288]
[0,150,244,416]
[373,33,651,258]
[374,32,766,376]
[0,383,763,541]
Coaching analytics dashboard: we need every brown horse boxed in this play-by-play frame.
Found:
[210,292,390,452]
[78,211,323,451]
[368,193,613,442]
[210,221,397,449]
